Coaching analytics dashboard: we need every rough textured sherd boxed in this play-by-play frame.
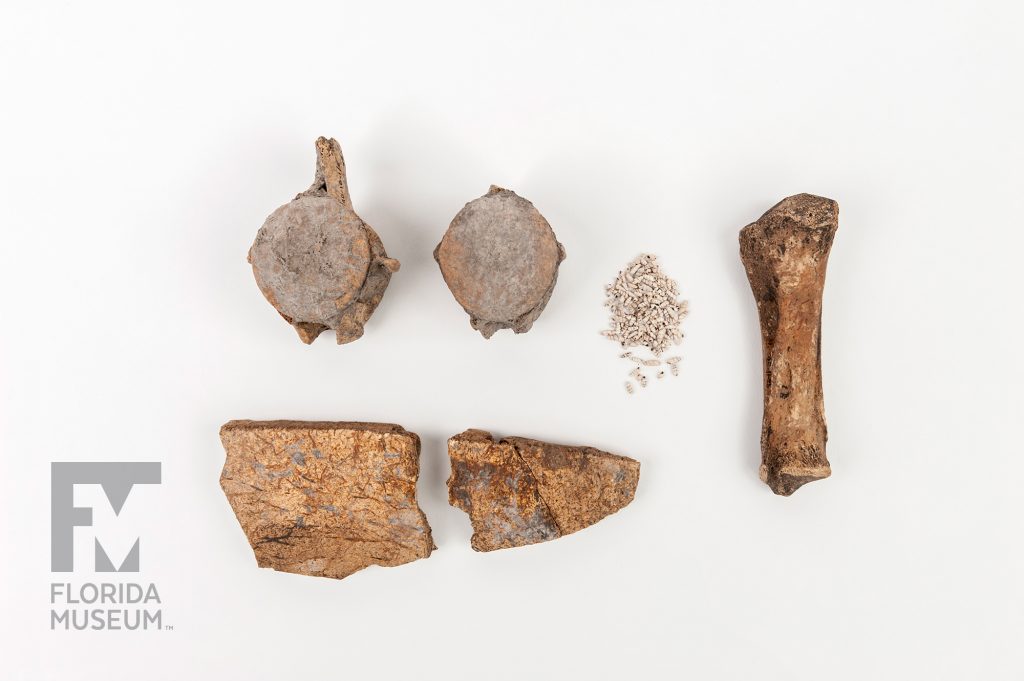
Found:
[447,429,639,551]
[739,193,838,496]
[248,137,400,344]
[220,420,433,580]
[434,186,566,338]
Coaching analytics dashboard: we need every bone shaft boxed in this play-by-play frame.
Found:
[740,194,838,496]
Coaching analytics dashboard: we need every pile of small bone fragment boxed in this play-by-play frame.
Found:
[601,254,688,394]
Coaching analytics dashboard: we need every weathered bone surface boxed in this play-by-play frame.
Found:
[447,429,639,551]
[248,137,400,344]
[219,420,433,580]
[434,186,566,338]
[739,193,838,496]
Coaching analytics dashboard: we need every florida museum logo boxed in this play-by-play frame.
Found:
[50,462,167,631]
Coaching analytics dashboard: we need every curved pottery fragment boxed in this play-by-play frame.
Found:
[248,137,400,344]
[434,186,566,338]
[447,429,640,551]
[219,420,434,580]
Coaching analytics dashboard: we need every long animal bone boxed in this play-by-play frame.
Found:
[739,194,838,496]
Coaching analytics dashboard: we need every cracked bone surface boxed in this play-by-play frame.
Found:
[739,193,839,496]
[447,429,640,551]
[219,421,433,580]
[247,137,400,345]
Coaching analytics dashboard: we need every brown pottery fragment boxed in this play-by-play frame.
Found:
[447,429,639,551]
[220,420,433,580]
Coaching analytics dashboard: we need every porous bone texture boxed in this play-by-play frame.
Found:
[249,196,371,325]
[220,420,434,580]
[447,429,639,551]
[435,187,565,338]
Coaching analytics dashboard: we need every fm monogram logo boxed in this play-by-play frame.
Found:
[49,462,168,631]
[51,462,162,572]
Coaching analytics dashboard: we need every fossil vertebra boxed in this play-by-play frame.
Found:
[434,186,565,338]
[248,137,399,344]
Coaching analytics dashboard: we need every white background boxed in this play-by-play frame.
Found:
[1,1,1022,679]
